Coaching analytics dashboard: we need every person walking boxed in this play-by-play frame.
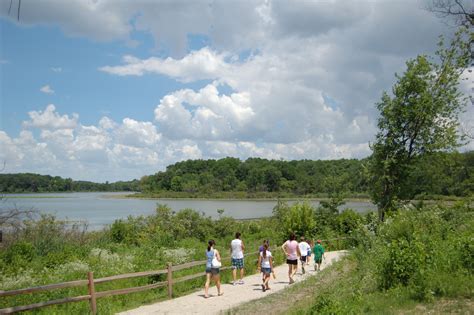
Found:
[281,232,301,284]
[313,239,325,271]
[204,240,223,298]
[298,236,311,274]
[230,232,245,285]
[257,243,275,292]
[258,239,269,282]
[307,239,314,265]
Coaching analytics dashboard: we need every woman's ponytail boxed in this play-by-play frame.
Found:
[207,239,215,251]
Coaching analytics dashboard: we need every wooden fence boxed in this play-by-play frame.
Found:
[0,238,353,314]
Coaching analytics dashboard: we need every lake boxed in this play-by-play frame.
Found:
[1,192,376,230]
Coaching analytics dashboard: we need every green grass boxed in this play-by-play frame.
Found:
[227,253,473,315]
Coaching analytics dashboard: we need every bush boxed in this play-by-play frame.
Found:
[273,201,316,240]
[371,203,473,300]
[3,241,35,267]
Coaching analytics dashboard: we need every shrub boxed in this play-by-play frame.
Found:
[3,241,35,268]
[274,201,316,240]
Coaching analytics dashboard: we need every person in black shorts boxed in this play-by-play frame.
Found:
[281,232,301,284]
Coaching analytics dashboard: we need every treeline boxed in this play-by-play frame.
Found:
[1,151,472,196]
[0,173,140,193]
[140,151,473,197]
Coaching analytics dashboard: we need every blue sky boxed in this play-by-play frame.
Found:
[0,0,472,182]
[1,19,211,135]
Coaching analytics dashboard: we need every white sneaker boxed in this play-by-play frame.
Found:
[239,280,244,284]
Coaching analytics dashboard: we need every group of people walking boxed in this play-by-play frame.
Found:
[204,232,325,298]
[281,233,325,284]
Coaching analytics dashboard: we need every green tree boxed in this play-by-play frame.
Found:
[274,201,316,239]
[370,28,471,221]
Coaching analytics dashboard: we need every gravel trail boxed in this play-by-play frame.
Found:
[118,250,347,315]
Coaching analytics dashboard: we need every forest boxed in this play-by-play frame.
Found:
[1,150,472,198]
[139,151,473,198]
[0,173,140,193]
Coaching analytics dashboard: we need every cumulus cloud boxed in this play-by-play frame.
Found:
[100,48,230,82]
[23,104,78,130]
[114,118,161,148]
[40,85,55,94]
[154,83,254,141]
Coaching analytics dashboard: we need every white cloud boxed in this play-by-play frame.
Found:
[51,67,62,72]
[154,83,254,141]
[23,104,78,130]
[100,48,230,82]
[40,85,55,94]
[114,118,161,148]
[99,117,117,130]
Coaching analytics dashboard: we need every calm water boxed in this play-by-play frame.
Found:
[2,192,376,230]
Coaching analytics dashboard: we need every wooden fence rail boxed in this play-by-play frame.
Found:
[0,238,353,314]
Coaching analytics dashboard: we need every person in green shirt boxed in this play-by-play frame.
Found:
[313,239,325,271]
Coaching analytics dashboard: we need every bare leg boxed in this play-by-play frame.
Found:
[287,264,292,283]
[264,274,270,289]
[232,268,237,283]
[215,275,223,295]
[240,268,244,280]
[204,273,211,297]
[291,264,298,279]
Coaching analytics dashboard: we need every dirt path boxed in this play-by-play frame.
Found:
[118,250,347,315]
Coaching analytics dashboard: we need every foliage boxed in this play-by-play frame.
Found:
[231,201,473,315]
[369,28,471,220]
[377,202,472,299]
[139,157,371,197]
[0,173,139,193]
[2,150,472,199]
[1,193,472,314]
[136,152,473,200]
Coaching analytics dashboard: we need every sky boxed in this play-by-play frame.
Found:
[0,0,472,182]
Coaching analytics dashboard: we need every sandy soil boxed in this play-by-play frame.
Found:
[118,250,347,315]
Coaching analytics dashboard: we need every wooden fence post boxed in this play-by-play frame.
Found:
[87,272,97,315]
[167,263,173,299]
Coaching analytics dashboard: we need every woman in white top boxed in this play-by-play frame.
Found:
[257,243,274,292]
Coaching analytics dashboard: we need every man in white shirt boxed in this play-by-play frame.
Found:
[230,232,245,284]
[298,236,310,274]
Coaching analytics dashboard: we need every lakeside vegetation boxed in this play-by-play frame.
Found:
[1,198,472,314]
[229,200,474,315]
[0,173,140,193]
[0,199,358,314]
[1,150,472,200]
[139,152,473,200]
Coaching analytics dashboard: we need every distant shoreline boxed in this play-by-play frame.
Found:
[110,193,462,204]
[2,191,464,203]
